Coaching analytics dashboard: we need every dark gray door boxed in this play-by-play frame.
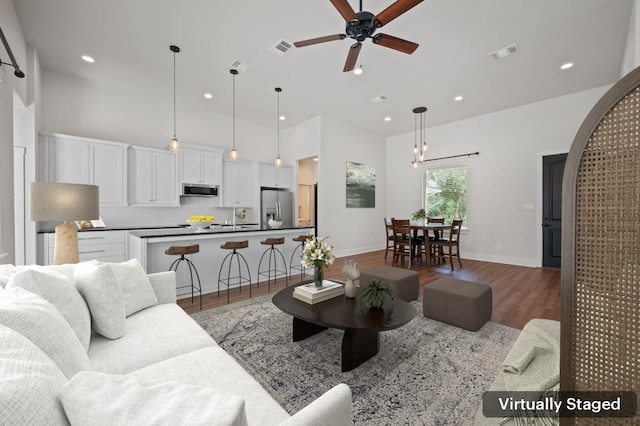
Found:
[542,153,567,268]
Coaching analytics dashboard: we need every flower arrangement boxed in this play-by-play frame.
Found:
[301,235,335,269]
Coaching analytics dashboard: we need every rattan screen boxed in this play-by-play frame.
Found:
[568,86,640,425]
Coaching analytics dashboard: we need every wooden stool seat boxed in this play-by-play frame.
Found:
[220,240,248,250]
[165,244,199,256]
[292,235,308,243]
[261,237,284,246]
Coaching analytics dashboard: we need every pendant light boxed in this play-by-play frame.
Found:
[169,45,180,152]
[230,69,239,160]
[411,106,428,168]
[275,87,282,167]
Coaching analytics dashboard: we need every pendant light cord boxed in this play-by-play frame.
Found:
[232,71,236,149]
[173,50,177,139]
[277,89,280,156]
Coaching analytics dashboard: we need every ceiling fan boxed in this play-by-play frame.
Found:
[294,0,423,72]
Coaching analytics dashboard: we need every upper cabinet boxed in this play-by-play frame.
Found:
[259,164,293,189]
[222,161,254,207]
[180,144,223,186]
[39,133,127,205]
[128,146,179,206]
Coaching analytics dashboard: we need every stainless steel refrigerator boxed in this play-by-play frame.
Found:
[260,187,294,227]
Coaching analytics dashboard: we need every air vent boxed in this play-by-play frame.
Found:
[369,95,387,104]
[270,39,295,56]
[229,59,252,73]
[489,43,519,60]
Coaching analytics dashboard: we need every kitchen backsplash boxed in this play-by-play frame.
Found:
[98,197,256,228]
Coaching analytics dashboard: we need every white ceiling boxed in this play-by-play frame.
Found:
[13,0,633,137]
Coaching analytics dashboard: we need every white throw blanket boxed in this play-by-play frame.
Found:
[500,321,560,426]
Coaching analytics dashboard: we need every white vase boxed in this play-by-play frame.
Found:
[344,279,357,298]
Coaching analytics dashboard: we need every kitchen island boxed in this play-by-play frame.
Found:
[129,225,315,297]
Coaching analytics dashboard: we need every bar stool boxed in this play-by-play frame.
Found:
[257,237,288,292]
[289,235,311,280]
[165,244,202,310]
[218,240,251,303]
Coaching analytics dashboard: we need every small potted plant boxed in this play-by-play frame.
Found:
[358,279,393,309]
[412,208,427,226]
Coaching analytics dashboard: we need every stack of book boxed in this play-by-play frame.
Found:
[293,280,344,305]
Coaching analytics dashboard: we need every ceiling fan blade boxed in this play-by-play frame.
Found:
[343,42,362,72]
[294,34,347,48]
[372,33,419,54]
[374,0,424,27]
[330,0,358,22]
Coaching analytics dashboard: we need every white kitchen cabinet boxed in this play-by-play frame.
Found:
[222,161,253,207]
[259,164,293,189]
[180,144,222,185]
[39,133,127,205]
[128,146,178,206]
[43,230,127,265]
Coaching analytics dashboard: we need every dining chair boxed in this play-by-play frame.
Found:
[426,217,445,264]
[384,217,394,259]
[431,219,463,270]
[392,219,422,268]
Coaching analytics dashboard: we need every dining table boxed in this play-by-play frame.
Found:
[409,222,451,267]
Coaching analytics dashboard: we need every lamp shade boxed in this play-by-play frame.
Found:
[30,182,99,222]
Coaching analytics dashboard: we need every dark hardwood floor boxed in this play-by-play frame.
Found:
[177,250,561,330]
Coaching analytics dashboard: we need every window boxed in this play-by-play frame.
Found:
[422,166,467,224]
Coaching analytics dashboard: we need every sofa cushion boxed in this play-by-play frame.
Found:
[0,287,90,379]
[60,371,247,426]
[6,267,91,351]
[107,259,158,317]
[88,303,217,374]
[74,262,126,339]
[129,346,290,425]
[0,324,69,425]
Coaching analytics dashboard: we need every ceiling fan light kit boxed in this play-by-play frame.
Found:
[294,0,423,72]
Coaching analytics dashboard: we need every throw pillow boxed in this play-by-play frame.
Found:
[0,324,69,425]
[60,371,248,426]
[0,287,90,379]
[6,267,92,351]
[74,262,126,340]
[108,259,158,317]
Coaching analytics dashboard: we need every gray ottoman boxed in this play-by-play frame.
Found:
[423,278,492,331]
[360,266,419,301]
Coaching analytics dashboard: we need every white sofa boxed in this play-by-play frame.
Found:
[0,260,352,425]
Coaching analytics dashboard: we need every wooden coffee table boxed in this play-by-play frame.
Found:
[272,282,417,371]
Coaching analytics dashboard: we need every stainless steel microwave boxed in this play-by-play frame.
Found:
[181,183,218,197]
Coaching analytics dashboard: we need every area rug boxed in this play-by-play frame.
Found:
[191,295,519,425]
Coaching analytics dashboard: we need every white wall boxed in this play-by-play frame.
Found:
[319,116,387,257]
[386,85,609,267]
[622,0,640,76]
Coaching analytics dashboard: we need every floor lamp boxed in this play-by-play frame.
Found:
[30,182,99,265]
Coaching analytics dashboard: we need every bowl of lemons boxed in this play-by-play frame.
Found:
[186,215,215,230]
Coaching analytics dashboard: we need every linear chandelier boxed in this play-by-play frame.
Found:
[411,106,427,168]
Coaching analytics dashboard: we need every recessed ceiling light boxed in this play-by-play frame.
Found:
[82,55,95,63]
[353,65,363,75]
[204,93,213,99]
[279,115,286,121]
[454,95,464,101]
[561,62,574,70]
[384,117,391,122]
